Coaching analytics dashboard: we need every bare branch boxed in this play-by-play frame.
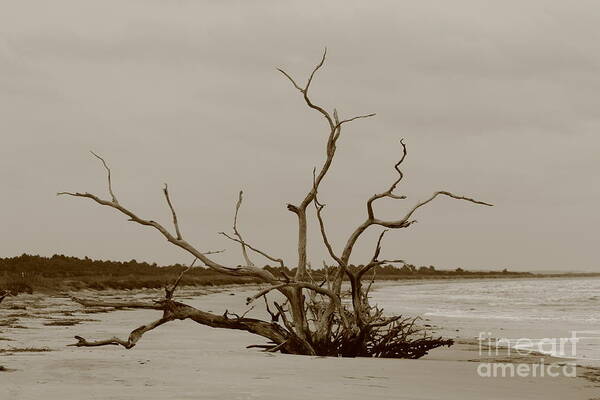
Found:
[340,140,493,266]
[70,298,293,351]
[278,48,334,130]
[266,340,289,353]
[68,317,172,349]
[263,295,280,322]
[162,184,182,240]
[367,139,408,219]
[165,257,197,299]
[59,154,301,345]
[246,281,349,329]
[59,154,251,276]
[219,232,284,268]
[335,113,376,128]
[305,47,327,95]
[276,68,303,92]
[280,50,377,288]
[225,305,255,320]
[376,191,493,229]
[203,250,226,255]
[357,229,405,280]
[312,168,343,265]
[90,151,118,204]
[58,157,279,284]
[273,301,295,333]
[246,283,288,304]
[71,297,163,310]
[368,315,404,329]
[371,229,388,264]
[365,268,377,297]
[232,190,255,267]
[247,281,337,306]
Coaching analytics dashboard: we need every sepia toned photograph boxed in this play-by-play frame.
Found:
[1,1,599,399]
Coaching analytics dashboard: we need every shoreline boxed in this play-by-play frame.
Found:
[2,286,599,399]
[3,272,599,298]
[369,276,600,370]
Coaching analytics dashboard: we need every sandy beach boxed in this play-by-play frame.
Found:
[3,0,600,397]
[1,286,599,400]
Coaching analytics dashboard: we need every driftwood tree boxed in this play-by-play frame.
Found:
[59,50,492,357]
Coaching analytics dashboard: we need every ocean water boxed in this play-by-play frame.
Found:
[370,277,600,366]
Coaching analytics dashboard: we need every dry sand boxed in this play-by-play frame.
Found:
[1,287,599,399]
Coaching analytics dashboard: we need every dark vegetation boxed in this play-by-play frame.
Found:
[0,254,258,294]
[0,253,539,295]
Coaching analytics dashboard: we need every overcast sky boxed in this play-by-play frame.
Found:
[1,1,599,271]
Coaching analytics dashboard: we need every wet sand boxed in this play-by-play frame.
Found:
[1,287,599,399]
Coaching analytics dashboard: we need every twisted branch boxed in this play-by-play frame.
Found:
[340,140,493,265]
[367,139,408,219]
[69,299,292,351]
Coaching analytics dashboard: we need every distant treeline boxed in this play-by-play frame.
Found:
[0,253,529,294]
[0,254,257,293]
[266,264,530,280]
